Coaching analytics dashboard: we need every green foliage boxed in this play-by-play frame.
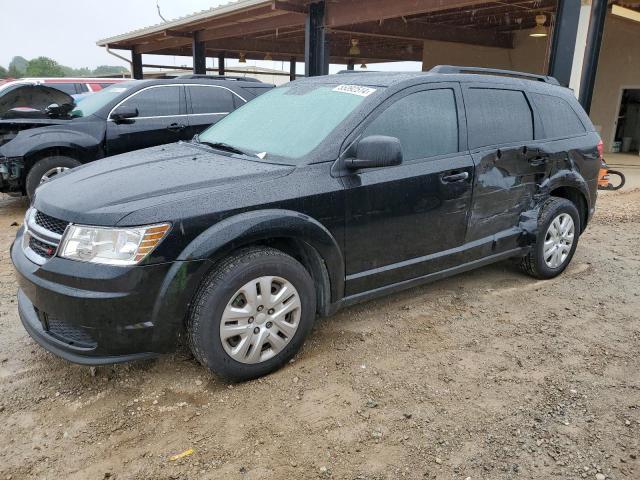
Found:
[26,56,66,77]
[9,56,28,76]
[61,66,93,77]
[3,55,129,79]
[93,65,128,76]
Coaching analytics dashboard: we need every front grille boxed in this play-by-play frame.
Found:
[42,313,96,348]
[34,211,69,235]
[29,236,56,258]
[23,209,69,265]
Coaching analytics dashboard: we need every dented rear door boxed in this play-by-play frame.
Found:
[462,85,545,251]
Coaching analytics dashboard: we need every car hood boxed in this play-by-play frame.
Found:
[0,85,74,119]
[33,142,295,226]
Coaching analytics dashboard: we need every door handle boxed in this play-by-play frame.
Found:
[167,123,186,132]
[441,171,469,183]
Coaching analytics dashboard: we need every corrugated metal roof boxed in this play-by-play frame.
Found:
[96,0,270,46]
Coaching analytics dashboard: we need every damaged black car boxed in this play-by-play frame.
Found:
[12,67,602,381]
[0,77,273,198]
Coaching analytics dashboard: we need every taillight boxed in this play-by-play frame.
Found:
[597,139,604,160]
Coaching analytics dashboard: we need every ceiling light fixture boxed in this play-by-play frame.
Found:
[360,63,367,69]
[529,14,548,37]
[239,53,247,63]
[264,52,273,61]
[349,39,361,56]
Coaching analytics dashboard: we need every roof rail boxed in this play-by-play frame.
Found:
[430,65,560,85]
[176,74,262,82]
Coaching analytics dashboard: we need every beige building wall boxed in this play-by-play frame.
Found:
[590,14,640,151]
[421,31,549,74]
[421,14,640,152]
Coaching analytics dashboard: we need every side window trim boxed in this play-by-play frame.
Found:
[108,84,186,121]
[340,82,466,163]
[186,84,247,115]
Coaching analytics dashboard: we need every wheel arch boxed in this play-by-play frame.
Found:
[179,209,345,315]
[548,184,589,232]
[23,146,84,169]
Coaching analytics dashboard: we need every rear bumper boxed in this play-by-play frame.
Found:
[11,228,212,365]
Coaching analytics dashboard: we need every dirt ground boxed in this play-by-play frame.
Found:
[0,187,638,480]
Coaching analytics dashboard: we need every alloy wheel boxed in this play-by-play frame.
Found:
[543,213,575,269]
[40,166,70,184]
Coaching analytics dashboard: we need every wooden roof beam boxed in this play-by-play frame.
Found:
[154,39,422,63]
[133,12,306,54]
[271,0,308,14]
[324,0,487,28]
[329,18,514,49]
[197,11,305,42]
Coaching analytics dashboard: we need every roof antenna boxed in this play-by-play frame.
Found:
[156,0,168,22]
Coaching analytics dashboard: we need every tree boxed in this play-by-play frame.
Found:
[25,56,65,77]
[61,65,92,77]
[9,56,28,74]
[8,56,28,78]
[93,65,129,76]
[0,66,8,79]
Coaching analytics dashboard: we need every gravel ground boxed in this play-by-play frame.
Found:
[0,189,638,480]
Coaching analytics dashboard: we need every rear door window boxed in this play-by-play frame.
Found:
[188,86,236,114]
[120,86,184,117]
[465,88,533,148]
[530,93,586,138]
[362,88,459,161]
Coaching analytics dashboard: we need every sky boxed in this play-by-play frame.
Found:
[0,0,420,74]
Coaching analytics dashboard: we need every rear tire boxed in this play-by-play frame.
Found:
[26,155,81,200]
[187,247,316,382]
[520,197,581,279]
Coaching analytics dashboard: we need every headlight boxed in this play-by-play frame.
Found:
[59,223,170,266]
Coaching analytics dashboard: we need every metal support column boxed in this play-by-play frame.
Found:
[132,52,143,79]
[193,34,206,75]
[218,52,226,76]
[305,1,329,77]
[289,57,297,81]
[579,0,608,114]
[548,0,581,87]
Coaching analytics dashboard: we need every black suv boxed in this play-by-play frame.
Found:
[11,66,601,381]
[0,76,273,198]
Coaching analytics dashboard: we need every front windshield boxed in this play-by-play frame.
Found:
[71,82,135,118]
[198,84,377,162]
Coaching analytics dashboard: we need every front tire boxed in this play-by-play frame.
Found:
[187,247,316,382]
[26,155,81,200]
[520,197,581,279]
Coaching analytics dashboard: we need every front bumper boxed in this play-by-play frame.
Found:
[11,228,211,365]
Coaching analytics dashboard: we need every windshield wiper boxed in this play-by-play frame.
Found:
[193,135,248,156]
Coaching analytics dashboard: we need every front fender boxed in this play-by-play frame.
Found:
[0,127,102,160]
[178,209,345,302]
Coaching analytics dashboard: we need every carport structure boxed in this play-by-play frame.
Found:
[97,0,624,111]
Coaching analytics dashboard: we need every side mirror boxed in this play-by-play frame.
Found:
[345,135,403,170]
[111,105,138,122]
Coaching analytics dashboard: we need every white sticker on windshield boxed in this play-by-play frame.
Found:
[109,87,128,93]
[333,85,377,97]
